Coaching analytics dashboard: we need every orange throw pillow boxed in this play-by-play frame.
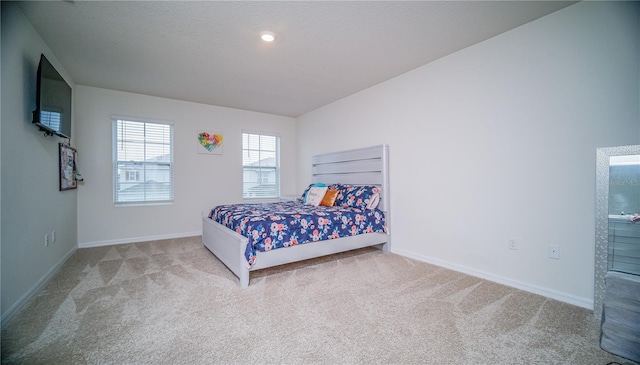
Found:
[320,189,339,207]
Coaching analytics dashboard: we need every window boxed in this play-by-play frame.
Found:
[242,132,279,198]
[126,171,139,182]
[113,117,173,205]
[40,110,61,131]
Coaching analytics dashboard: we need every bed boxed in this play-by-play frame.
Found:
[201,144,391,288]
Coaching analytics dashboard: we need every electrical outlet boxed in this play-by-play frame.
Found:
[508,238,518,250]
[549,245,560,259]
[51,231,56,242]
[44,234,49,247]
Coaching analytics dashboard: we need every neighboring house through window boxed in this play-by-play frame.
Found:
[242,132,280,198]
[113,117,174,205]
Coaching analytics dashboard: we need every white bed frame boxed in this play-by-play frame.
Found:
[202,144,391,288]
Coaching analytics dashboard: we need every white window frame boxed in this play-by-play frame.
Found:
[112,116,174,206]
[242,132,280,199]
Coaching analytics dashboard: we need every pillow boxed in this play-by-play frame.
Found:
[334,184,381,210]
[301,182,326,203]
[328,183,348,206]
[320,189,339,207]
[366,192,380,210]
[305,186,328,206]
[301,184,314,201]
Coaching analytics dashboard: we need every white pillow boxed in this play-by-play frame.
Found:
[305,186,328,206]
[366,193,380,210]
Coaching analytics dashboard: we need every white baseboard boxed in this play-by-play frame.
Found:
[1,245,77,328]
[391,247,594,310]
[78,231,202,248]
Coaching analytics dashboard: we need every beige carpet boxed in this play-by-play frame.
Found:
[1,236,634,364]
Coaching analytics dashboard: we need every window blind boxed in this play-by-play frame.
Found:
[113,118,173,205]
[242,133,280,198]
[40,110,61,131]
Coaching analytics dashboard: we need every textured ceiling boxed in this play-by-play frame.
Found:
[17,1,575,117]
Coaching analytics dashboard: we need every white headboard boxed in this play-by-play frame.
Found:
[310,144,390,213]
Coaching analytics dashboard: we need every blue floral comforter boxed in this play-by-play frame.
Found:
[209,201,387,267]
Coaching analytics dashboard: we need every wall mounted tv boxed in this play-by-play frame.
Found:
[32,54,72,139]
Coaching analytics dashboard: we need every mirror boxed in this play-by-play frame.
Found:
[594,145,640,318]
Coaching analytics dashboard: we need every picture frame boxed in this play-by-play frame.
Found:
[59,143,77,191]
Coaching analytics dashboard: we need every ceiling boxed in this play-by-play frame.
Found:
[17,1,575,117]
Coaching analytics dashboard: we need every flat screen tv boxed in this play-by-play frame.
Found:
[32,54,72,139]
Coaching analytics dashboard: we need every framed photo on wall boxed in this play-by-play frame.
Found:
[59,143,77,191]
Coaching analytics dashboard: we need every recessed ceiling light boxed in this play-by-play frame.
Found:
[260,31,275,42]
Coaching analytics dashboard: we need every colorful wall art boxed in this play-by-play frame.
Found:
[197,131,223,155]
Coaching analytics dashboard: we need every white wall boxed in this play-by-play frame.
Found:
[296,1,640,308]
[75,86,296,246]
[1,3,77,322]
